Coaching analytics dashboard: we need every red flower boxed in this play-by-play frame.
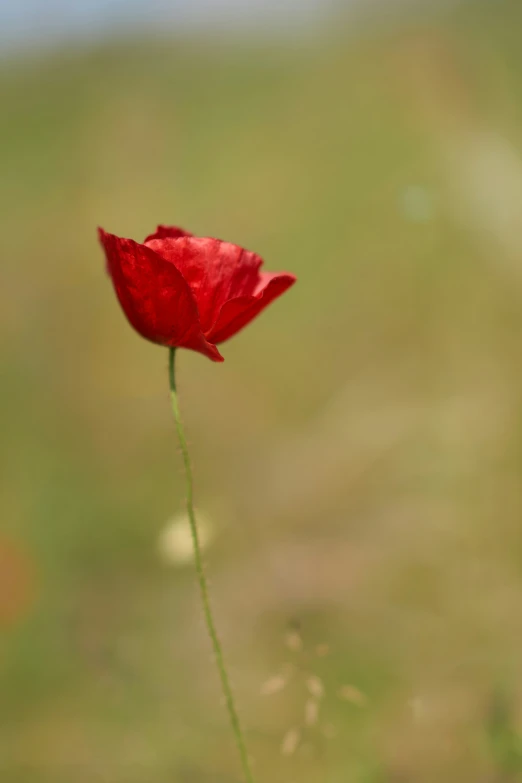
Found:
[99,225,296,362]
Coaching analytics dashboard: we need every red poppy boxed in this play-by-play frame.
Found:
[99,225,296,362]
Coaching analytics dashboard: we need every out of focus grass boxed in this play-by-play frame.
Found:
[3,0,522,780]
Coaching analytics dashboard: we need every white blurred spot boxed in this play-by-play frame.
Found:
[157,510,214,566]
[445,130,522,271]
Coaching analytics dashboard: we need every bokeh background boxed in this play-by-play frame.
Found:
[3,0,522,780]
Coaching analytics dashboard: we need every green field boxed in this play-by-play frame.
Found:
[3,1,522,780]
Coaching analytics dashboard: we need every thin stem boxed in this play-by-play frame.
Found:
[168,347,255,783]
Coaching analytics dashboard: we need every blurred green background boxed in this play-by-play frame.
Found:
[3,0,522,780]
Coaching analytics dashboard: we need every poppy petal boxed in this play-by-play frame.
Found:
[145,236,263,332]
[143,225,194,243]
[207,272,297,344]
[99,228,223,361]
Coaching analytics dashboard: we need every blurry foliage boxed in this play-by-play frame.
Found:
[485,685,522,780]
[3,0,522,780]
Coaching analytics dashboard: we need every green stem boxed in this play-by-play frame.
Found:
[168,347,255,783]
